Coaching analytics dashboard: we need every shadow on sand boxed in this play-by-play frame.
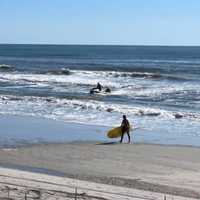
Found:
[95,141,119,145]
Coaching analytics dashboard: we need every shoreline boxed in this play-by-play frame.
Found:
[3,139,200,149]
[0,142,200,198]
[1,114,200,148]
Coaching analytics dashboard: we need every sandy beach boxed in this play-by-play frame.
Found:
[1,1,200,199]
[0,166,197,200]
[0,142,200,199]
[0,116,200,199]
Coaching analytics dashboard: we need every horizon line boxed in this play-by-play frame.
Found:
[0,43,200,47]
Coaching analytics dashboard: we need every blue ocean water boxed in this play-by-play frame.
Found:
[0,44,200,145]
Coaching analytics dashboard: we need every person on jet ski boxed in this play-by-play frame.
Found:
[96,82,102,91]
[90,82,111,94]
[90,82,103,94]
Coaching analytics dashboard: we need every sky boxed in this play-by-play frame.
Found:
[0,0,200,45]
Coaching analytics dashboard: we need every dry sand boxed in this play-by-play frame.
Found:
[0,167,197,200]
[0,142,200,199]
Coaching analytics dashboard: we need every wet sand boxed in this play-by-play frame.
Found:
[0,142,200,198]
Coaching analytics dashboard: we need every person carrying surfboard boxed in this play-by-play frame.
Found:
[120,115,131,143]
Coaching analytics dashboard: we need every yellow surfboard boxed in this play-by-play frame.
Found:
[107,125,133,138]
[107,126,123,138]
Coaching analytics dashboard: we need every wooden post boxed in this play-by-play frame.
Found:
[8,190,10,198]
[75,187,77,200]
[7,187,10,198]
[25,190,27,200]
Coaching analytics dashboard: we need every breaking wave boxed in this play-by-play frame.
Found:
[0,95,200,127]
[42,68,71,75]
[0,64,14,72]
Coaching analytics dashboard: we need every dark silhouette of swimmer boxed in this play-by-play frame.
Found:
[120,115,130,143]
[96,82,102,91]
[105,87,111,93]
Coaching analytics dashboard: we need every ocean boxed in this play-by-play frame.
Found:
[0,44,200,145]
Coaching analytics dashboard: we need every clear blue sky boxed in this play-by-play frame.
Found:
[1,0,200,45]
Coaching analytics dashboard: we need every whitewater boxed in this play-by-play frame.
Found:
[0,44,200,145]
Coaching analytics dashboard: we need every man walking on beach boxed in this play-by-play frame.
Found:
[120,115,131,143]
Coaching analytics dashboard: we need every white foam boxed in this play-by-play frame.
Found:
[0,94,197,126]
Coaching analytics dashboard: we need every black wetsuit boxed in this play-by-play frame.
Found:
[120,118,130,143]
[97,83,102,91]
[90,83,103,94]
